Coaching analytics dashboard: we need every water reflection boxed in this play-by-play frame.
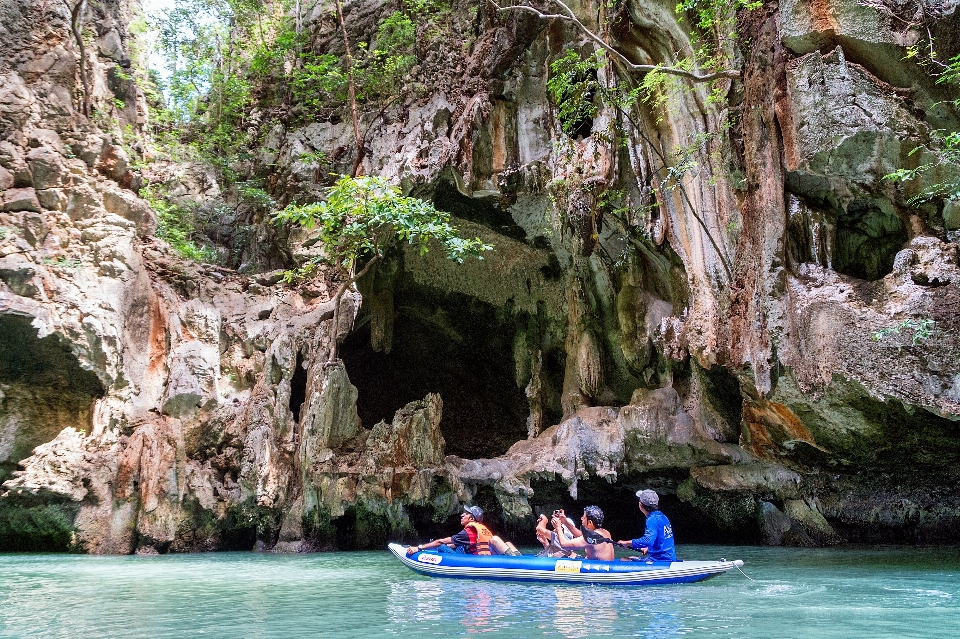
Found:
[552,587,619,638]
[387,579,443,622]
[388,576,688,639]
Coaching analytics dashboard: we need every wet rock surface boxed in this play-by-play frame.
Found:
[1,0,959,552]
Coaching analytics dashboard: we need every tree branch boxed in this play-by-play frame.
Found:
[352,94,402,178]
[64,0,91,117]
[488,0,740,82]
[335,0,365,177]
[326,253,381,363]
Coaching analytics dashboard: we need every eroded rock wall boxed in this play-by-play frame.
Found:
[1,0,959,552]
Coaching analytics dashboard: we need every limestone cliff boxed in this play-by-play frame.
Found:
[1,0,959,553]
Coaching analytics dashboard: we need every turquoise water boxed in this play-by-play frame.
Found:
[1,545,958,638]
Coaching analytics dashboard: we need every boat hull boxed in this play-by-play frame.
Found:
[388,543,743,586]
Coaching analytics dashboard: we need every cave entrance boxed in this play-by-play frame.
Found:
[340,286,535,459]
[834,200,907,280]
[0,314,105,484]
[289,351,308,423]
[526,475,741,546]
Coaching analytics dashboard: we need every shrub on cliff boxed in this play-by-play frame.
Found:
[0,502,80,553]
[274,175,491,361]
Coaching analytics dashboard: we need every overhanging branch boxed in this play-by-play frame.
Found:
[489,0,740,82]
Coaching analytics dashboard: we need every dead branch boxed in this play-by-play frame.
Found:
[489,0,740,82]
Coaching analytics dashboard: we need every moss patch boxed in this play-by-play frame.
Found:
[0,500,80,552]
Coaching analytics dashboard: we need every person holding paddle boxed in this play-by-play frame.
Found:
[617,489,677,562]
[552,505,616,561]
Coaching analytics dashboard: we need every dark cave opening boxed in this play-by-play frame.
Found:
[0,314,105,398]
[432,180,528,241]
[696,364,745,443]
[834,200,907,280]
[0,314,105,485]
[526,475,738,548]
[340,287,534,459]
[785,190,908,280]
[386,475,757,552]
[289,351,308,423]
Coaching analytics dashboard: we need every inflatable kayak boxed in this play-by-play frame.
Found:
[388,543,743,586]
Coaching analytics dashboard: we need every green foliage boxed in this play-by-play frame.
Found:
[872,318,935,346]
[155,0,232,122]
[273,175,491,279]
[141,184,219,262]
[292,52,346,116]
[299,150,329,166]
[638,60,695,117]
[884,55,960,203]
[0,501,79,552]
[675,0,762,31]
[42,256,83,269]
[547,50,603,135]
[287,8,419,117]
[362,11,417,99]
[237,181,276,211]
[884,53,960,203]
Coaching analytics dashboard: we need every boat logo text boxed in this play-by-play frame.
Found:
[554,560,582,574]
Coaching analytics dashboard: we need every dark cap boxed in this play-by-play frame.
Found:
[636,489,659,508]
[463,505,484,521]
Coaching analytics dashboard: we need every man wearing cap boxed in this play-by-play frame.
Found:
[617,490,677,562]
[406,506,495,556]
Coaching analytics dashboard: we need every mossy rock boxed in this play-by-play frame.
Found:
[0,501,80,552]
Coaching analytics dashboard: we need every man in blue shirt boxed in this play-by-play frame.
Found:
[616,489,677,562]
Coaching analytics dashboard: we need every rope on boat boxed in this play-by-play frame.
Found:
[721,557,756,581]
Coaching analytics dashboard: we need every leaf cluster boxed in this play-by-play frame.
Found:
[547,50,603,135]
[140,184,220,262]
[675,0,762,31]
[872,318,935,346]
[884,54,960,203]
[273,176,492,274]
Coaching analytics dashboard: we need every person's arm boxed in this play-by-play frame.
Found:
[555,534,588,551]
[406,535,453,555]
[625,518,657,551]
[554,510,582,538]
[536,515,552,540]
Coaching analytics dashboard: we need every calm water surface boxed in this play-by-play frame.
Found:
[1,545,958,638]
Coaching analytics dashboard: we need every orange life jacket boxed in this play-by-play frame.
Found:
[465,522,493,555]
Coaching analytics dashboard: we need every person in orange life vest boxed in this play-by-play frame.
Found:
[406,506,495,555]
[552,506,616,561]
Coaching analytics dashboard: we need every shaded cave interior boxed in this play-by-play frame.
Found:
[786,188,908,280]
[340,282,566,459]
[329,474,748,552]
[0,314,106,552]
[0,314,105,484]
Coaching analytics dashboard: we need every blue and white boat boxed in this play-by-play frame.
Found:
[388,543,743,586]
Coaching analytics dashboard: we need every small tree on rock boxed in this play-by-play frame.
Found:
[274,175,492,363]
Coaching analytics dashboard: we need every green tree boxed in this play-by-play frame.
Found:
[274,176,492,362]
[884,53,960,204]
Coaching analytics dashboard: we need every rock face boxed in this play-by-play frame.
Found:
[1,0,959,552]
